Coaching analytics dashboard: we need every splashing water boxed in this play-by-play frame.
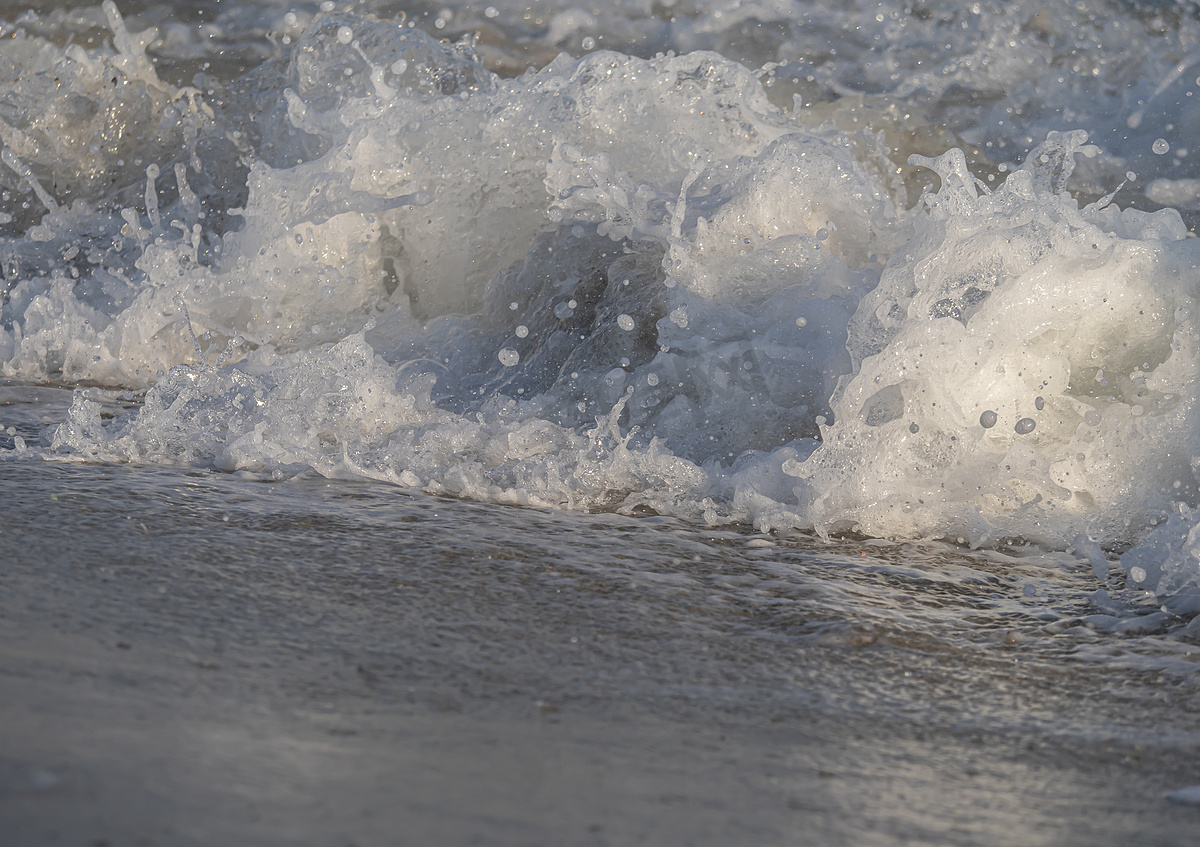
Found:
[2,0,1200,612]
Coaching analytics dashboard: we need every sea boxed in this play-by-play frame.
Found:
[2,0,1200,844]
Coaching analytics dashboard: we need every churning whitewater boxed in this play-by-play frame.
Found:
[2,0,1200,608]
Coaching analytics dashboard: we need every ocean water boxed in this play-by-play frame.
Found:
[2,0,1200,843]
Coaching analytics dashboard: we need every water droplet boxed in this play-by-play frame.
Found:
[1014,417,1036,434]
[617,314,635,331]
[391,59,408,75]
[1034,396,1044,410]
[909,422,919,433]
[498,348,520,366]
[979,410,998,428]
[554,302,574,319]
[1084,410,1102,426]
[1153,138,1170,155]
[815,227,829,241]
[1129,565,1147,583]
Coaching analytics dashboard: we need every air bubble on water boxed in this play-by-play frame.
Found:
[485,6,499,18]
[1014,417,1036,434]
[815,227,829,241]
[1084,410,1102,426]
[498,348,519,366]
[337,26,354,44]
[1153,138,1170,155]
[815,415,827,426]
[796,316,807,327]
[647,373,660,386]
[1130,565,1148,583]
[509,301,518,310]
[582,36,596,50]
[515,325,528,338]
[617,314,635,331]
[979,410,998,428]
[391,59,408,75]
[554,302,574,319]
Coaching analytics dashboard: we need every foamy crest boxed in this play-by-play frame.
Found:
[762,132,1200,548]
[6,5,1200,606]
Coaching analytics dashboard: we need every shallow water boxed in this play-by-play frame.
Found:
[4,0,1200,842]
[2,458,1200,845]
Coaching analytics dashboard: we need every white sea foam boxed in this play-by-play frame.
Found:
[4,1,1200,604]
